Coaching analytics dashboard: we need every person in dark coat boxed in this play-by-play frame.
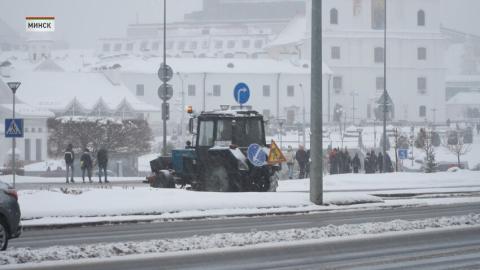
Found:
[305,149,311,178]
[295,145,307,179]
[343,148,351,173]
[385,153,394,172]
[97,147,109,183]
[364,152,371,174]
[64,143,75,183]
[329,149,337,175]
[352,153,361,173]
[80,148,93,183]
[370,150,377,173]
[377,152,384,173]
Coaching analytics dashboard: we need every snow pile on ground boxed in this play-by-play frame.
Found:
[278,171,480,193]
[19,187,381,221]
[1,214,479,265]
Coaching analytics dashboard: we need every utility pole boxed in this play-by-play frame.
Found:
[382,0,388,172]
[162,0,167,156]
[310,0,323,205]
[299,83,306,147]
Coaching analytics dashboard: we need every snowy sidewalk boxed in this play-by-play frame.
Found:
[2,171,480,227]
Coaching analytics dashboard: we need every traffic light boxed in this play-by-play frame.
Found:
[162,102,170,120]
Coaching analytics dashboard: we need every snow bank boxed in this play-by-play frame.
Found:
[1,214,479,265]
[18,187,382,220]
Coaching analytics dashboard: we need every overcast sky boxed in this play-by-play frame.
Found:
[0,0,479,49]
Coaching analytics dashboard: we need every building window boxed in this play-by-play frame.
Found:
[330,8,338,24]
[140,41,148,51]
[254,40,263,49]
[376,77,384,90]
[25,139,31,161]
[374,47,384,63]
[287,85,295,97]
[38,127,43,133]
[371,0,385,29]
[215,40,223,49]
[202,41,209,49]
[333,76,343,93]
[417,10,425,26]
[417,77,427,94]
[418,47,427,60]
[31,128,36,133]
[188,85,196,96]
[242,40,250,48]
[126,43,134,51]
[201,28,210,35]
[177,41,186,50]
[263,85,271,97]
[152,42,160,51]
[136,84,144,96]
[331,46,341,59]
[213,85,221,96]
[114,43,122,51]
[419,105,426,117]
[102,43,110,52]
[227,40,236,49]
[189,41,198,50]
[36,139,42,161]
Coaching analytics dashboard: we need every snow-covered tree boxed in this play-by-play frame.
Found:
[423,131,437,173]
[48,117,152,157]
[445,134,471,169]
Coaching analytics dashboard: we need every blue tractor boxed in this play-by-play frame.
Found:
[148,109,280,192]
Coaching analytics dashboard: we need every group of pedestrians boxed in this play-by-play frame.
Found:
[327,148,362,174]
[285,145,310,179]
[364,150,393,174]
[64,144,109,183]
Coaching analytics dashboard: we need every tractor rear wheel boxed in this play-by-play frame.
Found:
[205,166,231,192]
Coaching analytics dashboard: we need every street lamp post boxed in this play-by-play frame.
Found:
[350,91,358,124]
[299,83,306,147]
[7,82,21,188]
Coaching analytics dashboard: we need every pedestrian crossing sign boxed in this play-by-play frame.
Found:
[4,119,24,138]
[267,139,286,164]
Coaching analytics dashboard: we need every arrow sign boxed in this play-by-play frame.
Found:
[158,63,173,82]
[5,119,24,138]
[247,143,266,167]
[233,82,250,105]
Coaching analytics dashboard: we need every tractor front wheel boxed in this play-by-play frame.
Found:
[205,166,231,192]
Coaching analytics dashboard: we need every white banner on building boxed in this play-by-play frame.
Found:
[26,17,55,32]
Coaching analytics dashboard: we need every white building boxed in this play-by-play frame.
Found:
[267,0,447,123]
[0,71,53,167]
[97,56,332,129]
[446,91,480,121]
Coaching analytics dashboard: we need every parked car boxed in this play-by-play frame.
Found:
[0,181,21,250]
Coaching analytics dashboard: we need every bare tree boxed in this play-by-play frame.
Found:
[445,136,471,168]
[423,130,437,173]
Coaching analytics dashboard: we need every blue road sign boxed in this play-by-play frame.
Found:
[398,149,408,160]
[5,119,24,138]
[247,143,266,167]
[233,82,250,105]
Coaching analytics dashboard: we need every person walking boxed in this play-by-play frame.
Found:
[352,153,361,173]
[343,148,351,173]
[64,144,75,183]
[305,149,311,178]
[370,150,377,173]
[97,147,109,183]
[295,144,307,179]
[285,145,295,179]
[377,152,384,173]
[80,148,93,183]
[329,148,337,175]
[364,152,371,174]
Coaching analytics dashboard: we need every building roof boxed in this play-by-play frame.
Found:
[447,92,480,105]
[266,16,307,48]
[7,70,160,113]
[105,56,332,75]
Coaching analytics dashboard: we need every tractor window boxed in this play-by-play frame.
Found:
[198,120,214,146]
[216,119,233,146]
[233,119,264,146]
